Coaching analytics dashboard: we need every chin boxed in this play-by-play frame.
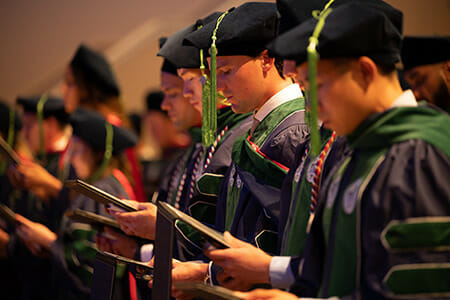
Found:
[230,104,244,114]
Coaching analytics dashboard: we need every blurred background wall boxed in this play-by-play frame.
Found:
[1,0,449,112]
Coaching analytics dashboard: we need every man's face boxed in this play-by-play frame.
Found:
[21,113,60,154]
[160,71,201,130]
[296,59,369,135]
[212,55,266,114]
[177,68,204,113]
[404,62,450,110]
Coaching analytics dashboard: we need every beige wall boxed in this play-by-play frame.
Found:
[1,0,449,112]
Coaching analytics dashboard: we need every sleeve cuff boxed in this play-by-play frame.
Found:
[269,256,295,289]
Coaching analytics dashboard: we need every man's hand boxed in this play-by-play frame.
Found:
[15,214,57,254]
[234,288,299,300]
[13,160,62,202]
[109,201,157,240]
[148,260,208,300]
[95,227,138,259]
[205,231,272,291]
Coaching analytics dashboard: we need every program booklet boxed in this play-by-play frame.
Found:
[65,179,138,212]
[174,282,242,300]
[0,136,20,166]
[98,250,154,281]
[65,209,121,231]
[158,201,230,250]
[0,203,18,227]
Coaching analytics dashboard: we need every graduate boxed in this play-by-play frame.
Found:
[0,100,29,210]
[0,100,27,300]
[4,96,74,300]
[15,96,73,222]
[64,44,146,203]
[402,36,450,111]
[236,1,450,299]
[157,11,253,260]
[140,90,190,200]
[15,108,138,299]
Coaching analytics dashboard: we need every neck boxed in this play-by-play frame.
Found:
[372,76,404,113]
[256,75,292,111]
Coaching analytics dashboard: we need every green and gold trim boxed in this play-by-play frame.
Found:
[381,217,450,252]
[383,263,450,298]
[196,173,225,196]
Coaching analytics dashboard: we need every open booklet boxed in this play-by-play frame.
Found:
[0,203,18,228]
[174,282,242,300]
[64,179,138,212]
[0,136,20,166]
[65,209,121,231]
[98,250,154,281]
[158,201,230,250]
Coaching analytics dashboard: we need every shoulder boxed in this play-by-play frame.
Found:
[263,120,310,168]
[366,139,450,216]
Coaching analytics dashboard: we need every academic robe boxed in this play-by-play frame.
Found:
[6,150,75,300]
[49,174,131,300]
[156,127,203,209]
[291,105,450,299]
[174,107,252,260]
[272,130,351,290]
[216,98,309,255]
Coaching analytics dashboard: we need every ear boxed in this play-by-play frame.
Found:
[356,56,377,91]
[259,50,275,73]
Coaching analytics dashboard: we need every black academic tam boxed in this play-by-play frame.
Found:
[70,108,137,155]
[402,36,450,70]
[184,2,279,57]
[268,1,403,66]
[70,44,120,98]
[158,12,222,69]
[16,95,68,123]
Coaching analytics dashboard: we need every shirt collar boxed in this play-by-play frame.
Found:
[253,83,303,123]
[391,90,418,108]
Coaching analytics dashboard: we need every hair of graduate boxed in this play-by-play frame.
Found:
[274,57,285,78]
[52,114,70,128]
[374,60,397,75]
[70,66,131,128]
[22,110,69,133]
[248,51,285,79]
[92,149,134,187]
[331,57,396,76]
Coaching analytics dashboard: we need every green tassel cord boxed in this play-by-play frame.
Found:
[0,109,16,174]
[87,122,113,183]
[199,11,230,147]
[36,94,48,162]
[199,39,214,147]
[307,0,334,156]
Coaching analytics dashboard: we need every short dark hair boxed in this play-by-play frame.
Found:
[250,51,285,78]
[374,61,396,75]
[332,57,396,76]
[274,57,285,79]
